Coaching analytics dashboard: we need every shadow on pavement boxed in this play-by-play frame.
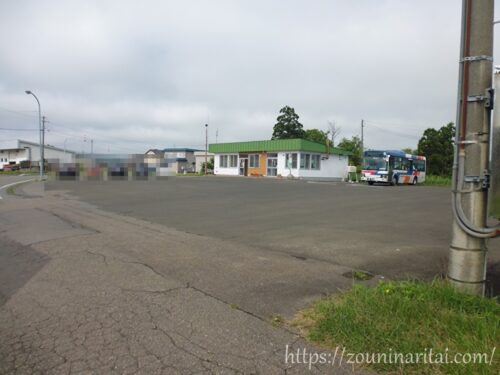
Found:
[0,236,49,307]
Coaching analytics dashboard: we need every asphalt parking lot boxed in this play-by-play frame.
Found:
[2,175,499,374]
[46,176,499,282]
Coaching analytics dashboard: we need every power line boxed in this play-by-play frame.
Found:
[46,128,141,153]
[364,119,431,129]
[0,106,38,118]
[0,127,38,131]
[47,121,156,146]
[365,123,421,140]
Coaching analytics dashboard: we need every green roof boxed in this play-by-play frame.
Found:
[209,139,351,155]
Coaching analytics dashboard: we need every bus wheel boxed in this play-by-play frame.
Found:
[412,177,418,185]
[368,181,374,185]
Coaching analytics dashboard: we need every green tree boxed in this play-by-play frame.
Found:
[337,136,362,167]
[417,122,455,176]
[200,158,214,174]
[402,147,417,155]
[304,128,332,146]
[271,106,305,140]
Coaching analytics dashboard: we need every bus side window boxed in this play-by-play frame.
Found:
[413,160,425,172]
[392,157,401,170]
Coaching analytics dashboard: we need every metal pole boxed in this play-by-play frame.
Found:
[205,124,208,175]
[361,119,364,161]
[25,91,43,179]
[42,116,46,174]
[448,0,494,295]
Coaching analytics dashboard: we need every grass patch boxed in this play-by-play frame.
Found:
[6,186,15,195]
[292,279,499,374]
[0,169,35,175]
[424,175,452,187]
[343,270,373,281]
[272,315,285,327]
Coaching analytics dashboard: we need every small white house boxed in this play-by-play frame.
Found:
[209,139,350,180]
[144,147,201,173]
[0,139,75,169]
[194,151,215,173]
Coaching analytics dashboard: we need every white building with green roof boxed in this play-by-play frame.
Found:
[208,139,351,180]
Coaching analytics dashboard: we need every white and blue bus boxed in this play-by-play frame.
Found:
[361,150,426,185]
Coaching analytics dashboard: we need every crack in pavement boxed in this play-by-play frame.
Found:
[85,248,304,337]
[0,187,373,374]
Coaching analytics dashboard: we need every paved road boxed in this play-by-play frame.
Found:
[0,174,39,199]
[0,177,376,374]
[46,176,499,282]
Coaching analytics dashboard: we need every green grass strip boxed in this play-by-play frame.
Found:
[293,279,499,374]
[424,175,452,186]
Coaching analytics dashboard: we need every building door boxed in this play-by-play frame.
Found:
[267,153,278,176]
[239,158,248,176]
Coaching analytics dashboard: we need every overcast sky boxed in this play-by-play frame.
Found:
[0,0,499,154]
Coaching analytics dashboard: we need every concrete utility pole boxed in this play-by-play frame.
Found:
[360,119,364,160]
[205,124,208,175]
[91,139,94,156]
[42,116,46,171]
[448,0,496,295]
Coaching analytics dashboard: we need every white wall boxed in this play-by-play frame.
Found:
[277,152,299,177]
[298,153,348,179]
[194,152,214,173]
[18,141,75,163]
[213,154,239,176]
[213,151,348,179]
[0,149,28,164]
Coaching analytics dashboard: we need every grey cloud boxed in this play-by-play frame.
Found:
[0,0,498,153]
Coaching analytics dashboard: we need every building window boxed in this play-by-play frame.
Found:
[220,155,237,168]
[300,153,311,169]
[311,154,321,170]
[249,154,259,168]
[229,155,238,168]
[220,155,228,168]
[286,153,298,169]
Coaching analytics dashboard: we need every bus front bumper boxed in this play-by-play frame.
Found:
[361,174,389,183]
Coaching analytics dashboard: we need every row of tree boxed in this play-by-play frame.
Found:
[271,105,455,176]
[271,106,341,147]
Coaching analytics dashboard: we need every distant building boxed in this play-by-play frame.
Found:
[0,139,75,169]
[71,153,151,180]
[194,151,215,173]
[209,139,350,180]
[144,147,201,173]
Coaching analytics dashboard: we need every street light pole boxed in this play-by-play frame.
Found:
[360,119,364,161]
[205,124,208,175]
[25,90,44,179]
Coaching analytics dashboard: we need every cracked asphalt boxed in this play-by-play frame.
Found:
[0,176,375,375]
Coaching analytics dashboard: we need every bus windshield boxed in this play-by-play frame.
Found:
[362,156,387,171]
